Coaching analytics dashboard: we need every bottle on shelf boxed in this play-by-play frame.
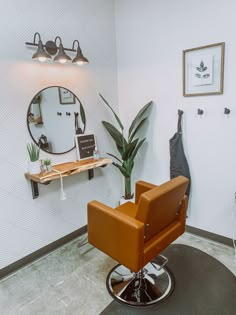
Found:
[93,146,100,160]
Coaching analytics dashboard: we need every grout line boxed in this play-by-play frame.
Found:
[82,275,97,286]
[60,299,69,308]
[56,297,69,308]
[19,295,41,311]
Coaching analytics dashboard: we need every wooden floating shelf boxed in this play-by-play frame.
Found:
[25,158,112,198]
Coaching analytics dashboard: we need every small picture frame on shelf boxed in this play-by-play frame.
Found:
[75,134,96,160]
[58,87,76,104]
[183,42,225,97]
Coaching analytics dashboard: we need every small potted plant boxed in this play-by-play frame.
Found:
[44,158,52,172]
[27,143,41,174]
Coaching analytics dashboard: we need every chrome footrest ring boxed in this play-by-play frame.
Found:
[106,260,175,307]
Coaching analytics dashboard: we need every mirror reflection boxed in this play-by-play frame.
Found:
[27,86,86,154]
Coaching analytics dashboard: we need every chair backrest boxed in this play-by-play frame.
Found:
[135,176,189,242]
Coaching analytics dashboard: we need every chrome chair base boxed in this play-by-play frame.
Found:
[106,259,174,307]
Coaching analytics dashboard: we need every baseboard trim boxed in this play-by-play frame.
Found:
[186,225,233,247]
[0,225,87,281]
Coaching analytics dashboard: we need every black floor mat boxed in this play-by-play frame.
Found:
[100,244,236,315]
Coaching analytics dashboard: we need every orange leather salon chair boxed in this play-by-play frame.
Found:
[87,176,189,306]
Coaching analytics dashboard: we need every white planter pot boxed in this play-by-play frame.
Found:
[28,160,41,174]
[45,164,52,172]
[119,197,135,205]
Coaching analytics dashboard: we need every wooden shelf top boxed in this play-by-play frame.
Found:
[25,158,112,184]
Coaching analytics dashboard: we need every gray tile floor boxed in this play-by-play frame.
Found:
[0,232,235,315]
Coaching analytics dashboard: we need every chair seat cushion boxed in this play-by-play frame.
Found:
[116,202,138,218]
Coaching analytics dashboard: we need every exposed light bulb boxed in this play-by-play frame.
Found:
[38,57,47,62]
[58,59,67,64]
[75,61,85,66]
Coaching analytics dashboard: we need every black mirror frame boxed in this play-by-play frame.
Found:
[27,85,86,155]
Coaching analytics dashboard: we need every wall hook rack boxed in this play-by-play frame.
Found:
[197,109,204,115]
[57,112,62,116]
[224,107,230,115]
[66,112,71,116]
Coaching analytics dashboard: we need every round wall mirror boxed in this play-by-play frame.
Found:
[27,86,86,154]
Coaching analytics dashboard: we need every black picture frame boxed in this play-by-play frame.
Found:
[58,87,76,104]
[75,134,96,160]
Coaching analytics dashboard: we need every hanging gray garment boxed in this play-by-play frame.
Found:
[169,110,191,196]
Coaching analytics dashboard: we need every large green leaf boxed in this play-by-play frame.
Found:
[102,121,124,147]
[130,138,146,161]
[107,152,122,163]
[123,159,134,176]
[128,117,147,142]
[116,144,125,157]
[99,94,124,131]
[128,101,152,137]
[80,102,86,133]
[113,163,129,177]
[122,139,138,161]
[27,143,40,162]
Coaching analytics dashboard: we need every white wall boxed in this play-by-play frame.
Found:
[115,0,236,239]
[0,0,122,269]
[1,0,235,271]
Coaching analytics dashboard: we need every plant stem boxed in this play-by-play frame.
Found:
[125,176,132,199]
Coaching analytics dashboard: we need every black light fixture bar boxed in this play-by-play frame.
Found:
[25,41,76,53]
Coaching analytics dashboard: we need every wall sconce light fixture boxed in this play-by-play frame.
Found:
[31,33,51,62]
[26,32,89,65]
[54,36,71,64]
[72,40,89,65]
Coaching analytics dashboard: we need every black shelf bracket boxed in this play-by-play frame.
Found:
[30,180,51,199]
[31,180,39,199]
[88,169,94,180]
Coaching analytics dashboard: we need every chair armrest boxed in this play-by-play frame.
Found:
[87,200,145,272]
[135,180,158,204]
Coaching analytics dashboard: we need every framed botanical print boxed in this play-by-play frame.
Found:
[183,42,225,97]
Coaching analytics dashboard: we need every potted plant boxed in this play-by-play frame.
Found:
[100,94,153,200]
[44,158,52,172]
[27,143,41,174]
[43,158,52,172]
